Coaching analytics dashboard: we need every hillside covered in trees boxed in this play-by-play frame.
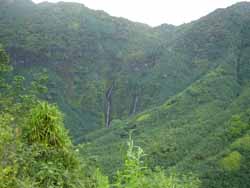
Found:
[1,0,250,187]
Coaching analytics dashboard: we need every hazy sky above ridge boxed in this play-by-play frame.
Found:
[32,0,249,26]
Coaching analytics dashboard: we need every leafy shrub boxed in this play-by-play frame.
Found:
[24,101,71,148]
[112,134,200,188]
[220,151,242,172]
[231,135,250,151]
[228,115,249,138]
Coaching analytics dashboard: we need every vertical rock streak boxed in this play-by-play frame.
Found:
[105,82,114,128]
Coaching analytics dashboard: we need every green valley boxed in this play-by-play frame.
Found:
[1,0,250,187]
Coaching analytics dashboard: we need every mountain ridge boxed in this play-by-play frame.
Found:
[0,0,249,136]
[1,2,250,187]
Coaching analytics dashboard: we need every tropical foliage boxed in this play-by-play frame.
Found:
[1,1,250,188]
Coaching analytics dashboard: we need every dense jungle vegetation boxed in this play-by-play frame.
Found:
[0,46,200,187]
[1,0,250,187]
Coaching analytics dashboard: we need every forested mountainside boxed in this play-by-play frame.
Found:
[1,0,243,139]
[0,46,199,188]
[1,0,250,187]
